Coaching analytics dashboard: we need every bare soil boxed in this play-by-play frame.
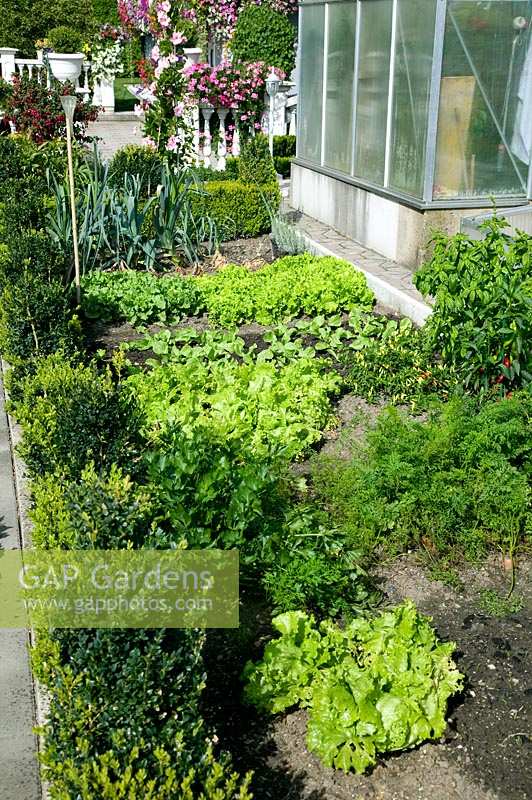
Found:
[218,235,275,268]
[204,555,531,800]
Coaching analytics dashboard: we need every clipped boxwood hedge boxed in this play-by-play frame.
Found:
[274,156,292,178]
[273,135,296,158]
[191,180,281,240]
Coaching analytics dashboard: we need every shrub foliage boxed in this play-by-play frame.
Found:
[230,4,297,77]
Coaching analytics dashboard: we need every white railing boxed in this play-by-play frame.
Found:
[193,104,240,170]
[191,87,296,171]
[0,47,92,101]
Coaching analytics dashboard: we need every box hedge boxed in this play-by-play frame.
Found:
[191,180,280,240]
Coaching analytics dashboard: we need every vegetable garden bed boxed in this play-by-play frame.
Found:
[0,134,530,800]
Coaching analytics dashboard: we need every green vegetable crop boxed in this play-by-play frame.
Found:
[243,602,463,774]
[197,255,374,327]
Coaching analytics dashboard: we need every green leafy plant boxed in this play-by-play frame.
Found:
[30,464,153,549]
[108,144,163,196]
[312,393,532,560]
[230,4,296,76]
[262,551,377,618]
[238,133,277,185]
[273,156,292,178]
[198,255,374,327]
[0,0,95,57]
[35,626,250,799]
[81,270,202,326]
[478,589,524,617]
[414,217,532,394]
[273,135,296,158]
[341,313,454,408]
[195,158,240,183]
[11,352,140,480]
[243,602,463,773]
[190,179,280,240]
[47,25,84,53]
[126,352,341,463]
[41,741,252,799]
[144,425,284,550]
[48,156,219,272]
[152,166,219,270]
[270,212,307,255]
[0,272,80,364]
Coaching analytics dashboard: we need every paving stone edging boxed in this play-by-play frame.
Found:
[289,211,433,326]
[1,360,49,800]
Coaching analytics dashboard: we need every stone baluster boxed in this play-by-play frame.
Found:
[0,48,18,82]
[216,108,228,171]
[82,63,91,99]
[289,108,297,137]
[201,107,214,168]
[232,125,240,157]
[191,104,201,165]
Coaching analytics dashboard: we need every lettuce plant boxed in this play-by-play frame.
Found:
[244,602,463,774]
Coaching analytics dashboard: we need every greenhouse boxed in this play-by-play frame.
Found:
[293,0,532,263]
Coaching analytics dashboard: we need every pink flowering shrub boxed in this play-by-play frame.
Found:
[195,0,240,39]
[184,60,284,136]
[250,0,298,15]
[118,0,153,34]
[125,0,292,157]
[133,2,199,159]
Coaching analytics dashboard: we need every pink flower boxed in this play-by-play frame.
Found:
[171,30,186,45]
[166,134,179,152]
[157,9,170,27]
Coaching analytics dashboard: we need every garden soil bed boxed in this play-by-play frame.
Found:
[86,287,531,800]
[203,555,531,800]
[202,391,531,800]
[218,235,275,268]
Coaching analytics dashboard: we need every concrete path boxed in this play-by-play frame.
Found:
[87,112,145,161]
[290,210,432,326]
[0,370,41,800]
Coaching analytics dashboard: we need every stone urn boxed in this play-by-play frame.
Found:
[47,52,85,83]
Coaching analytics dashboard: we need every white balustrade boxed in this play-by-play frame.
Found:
[188,82,296,169]
[232,126,240,157]
[0,47,92,101]
[0,47,18,82]
[191,104,242,169]
[191,104,201,165]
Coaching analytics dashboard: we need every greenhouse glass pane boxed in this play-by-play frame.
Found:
[389,0,437,197]
[298,4,325,164]
[353,0,393,185]
[434,0,530,199]
[324,2,357,173]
